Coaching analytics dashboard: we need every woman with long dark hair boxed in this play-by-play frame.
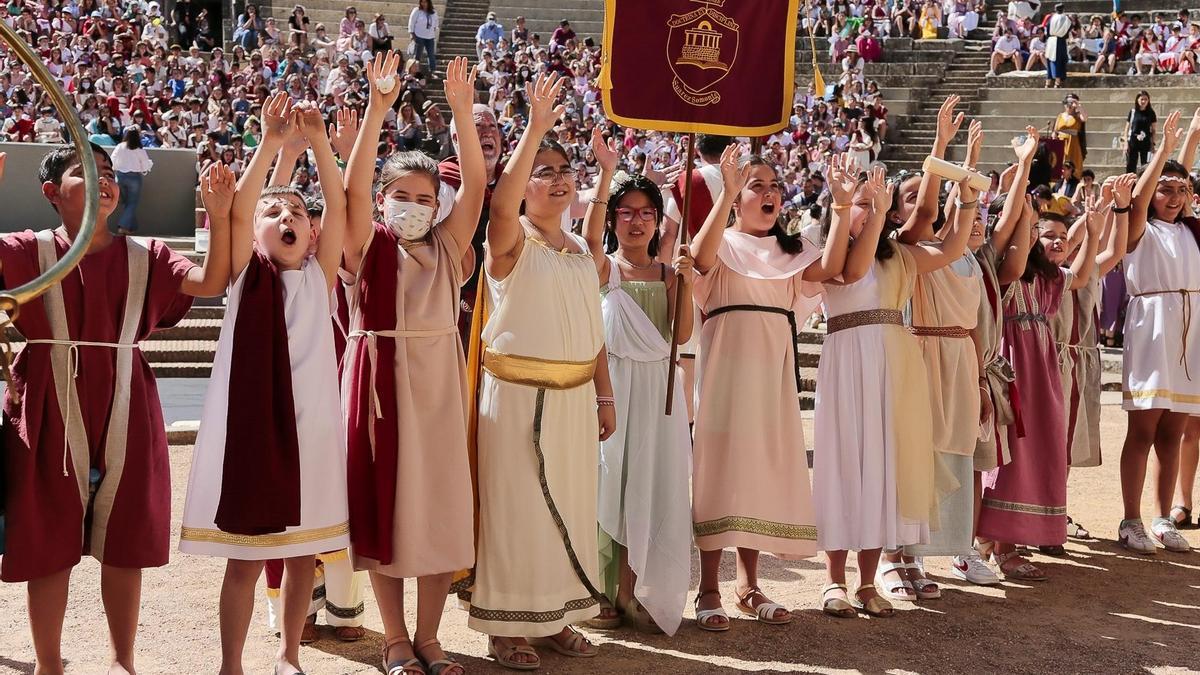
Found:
[407,0,439,75]
[111,126,153,234]
[1124,90,1157,173]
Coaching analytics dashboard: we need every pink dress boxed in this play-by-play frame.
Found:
[978,270,1070,546]
[692,230,822,557]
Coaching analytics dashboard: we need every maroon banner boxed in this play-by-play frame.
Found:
[601,0,800,135]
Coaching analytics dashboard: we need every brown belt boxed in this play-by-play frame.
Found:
[827,309,903,335]
[1131,288,1199,380]
[910,325,970,338]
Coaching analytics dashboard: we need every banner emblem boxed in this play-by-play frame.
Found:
[666,1,739,107]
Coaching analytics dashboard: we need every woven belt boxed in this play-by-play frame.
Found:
[1131,288,1200,380]
[827,309,903,335]
[483,347,597,390]
[910,325,970,338]
[707,304,802,397]
[1007,312,1047,325]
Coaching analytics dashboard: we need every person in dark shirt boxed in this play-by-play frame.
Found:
[551,19,576,50]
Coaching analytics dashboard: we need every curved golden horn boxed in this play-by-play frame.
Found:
[0,21,101,318]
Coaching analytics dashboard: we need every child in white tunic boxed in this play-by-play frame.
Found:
[179,94,349,675]
[1116,109,1200,555]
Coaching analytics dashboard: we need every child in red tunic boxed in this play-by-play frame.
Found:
[0,145,232,674]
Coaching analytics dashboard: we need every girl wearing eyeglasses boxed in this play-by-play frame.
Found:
[575,130,693,637]
[470,72,613,670]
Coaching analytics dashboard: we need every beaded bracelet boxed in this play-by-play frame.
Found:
[596,396,615,407]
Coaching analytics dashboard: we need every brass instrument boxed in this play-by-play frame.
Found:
[0,21,101,392]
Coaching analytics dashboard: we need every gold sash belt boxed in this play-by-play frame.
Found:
[827,309,903,335]
[482,347,596,390]
[910,325,970,338]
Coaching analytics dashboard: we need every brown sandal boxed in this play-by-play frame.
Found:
[334,625,365,642]
[735,586,792,625]
[415,638,463,675]
[383,637,427,675]
[529,626,598,658]
[487,637,539,671]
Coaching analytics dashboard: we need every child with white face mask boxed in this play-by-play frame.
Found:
[340,53,486,675]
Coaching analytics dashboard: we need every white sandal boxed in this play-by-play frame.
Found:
[907,560,941,600]
[735,586,793,625]
[875,560,917,602]
[694,590,730,632]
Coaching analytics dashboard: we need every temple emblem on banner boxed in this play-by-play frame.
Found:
[666,0,739,107]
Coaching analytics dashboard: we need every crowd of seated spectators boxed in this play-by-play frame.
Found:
[1,0,891,229]
[990,4,1199,76]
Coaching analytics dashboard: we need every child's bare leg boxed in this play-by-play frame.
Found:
[414,572,460,672]
[219,559,264,675]
[617,546,635,607]
[1174,416,1200,516]
[28,568,71,675]
[371,572,417,665]
[278,556,316,672]
[1153,411,1189,519]
[101,565,142,674]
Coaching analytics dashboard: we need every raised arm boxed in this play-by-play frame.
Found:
[1178,107,1200,171]
[296,103,346,290]
[839,179,886,286]
[907,120,983,274]
[1068,193,1103,290]
[437,58,487,260]
[691,144,746,274]
[343,50,401,273]
[1096,173,1135,276]
[807,153,865,283]
[179,162,234,297]
[992,126,1039,254]
[1129,109,1182,252]
[231,92,294,281]
[486,73,566,280]
[998,195,1034,285]
[581,126,619,280]
[898,95,963,244]
[269,133,307,187]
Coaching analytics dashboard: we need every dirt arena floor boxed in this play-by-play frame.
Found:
[2,406,1200,674]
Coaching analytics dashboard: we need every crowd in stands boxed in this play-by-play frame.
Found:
[804,0,987,44]
[990,4,1200,76]
[0,0,894,227]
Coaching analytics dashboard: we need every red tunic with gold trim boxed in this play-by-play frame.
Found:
[0,231,194,582]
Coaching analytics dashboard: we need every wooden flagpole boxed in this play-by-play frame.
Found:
[664,133,697,416]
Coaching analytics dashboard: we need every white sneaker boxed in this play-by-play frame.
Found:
[951,553,1000,585]
[1118,519,1157,555]
[1151,517,1192,553]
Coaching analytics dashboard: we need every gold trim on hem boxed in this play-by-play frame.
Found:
[483,347,597,390]
[180,522,349,547]
[981,498,1066,516]
[468,596,598,624]
[694,515,817,541]
[1123,389,1200,404]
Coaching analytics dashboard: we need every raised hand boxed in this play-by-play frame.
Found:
[1084,193,1105,237]
[328,108,359,160]
[965,119,984,170]
[295,101,327,141]
[1162,109,1183,152]
[1112,173,1136,208]
[443,56,478,113]
[826,153,859,206]
[1189,106,1200,137]
[1013,125,1039,164]
[644,161,683,187]
[261,91,295,147]
[935,95,965,151]
[525,72,566,134]
[867,165,891,213]
[590,126,620,173]
[717,143,748,197]
[366,50,403,110]
[199,161,235,217]
[0,152,6,184]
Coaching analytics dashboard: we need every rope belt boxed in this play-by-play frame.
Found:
[1130,288,1199,380]
[826,308,904,335]
[910,325,970,338]
[707,304,802,397]
[348,327,457,423]
[23,339,140,476]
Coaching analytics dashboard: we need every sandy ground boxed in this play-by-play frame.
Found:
[3,405,1200,675]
